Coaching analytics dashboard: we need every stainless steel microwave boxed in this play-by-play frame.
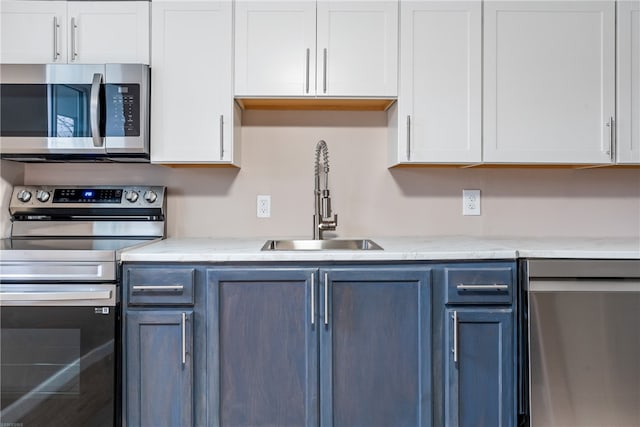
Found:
[0,64,149,162]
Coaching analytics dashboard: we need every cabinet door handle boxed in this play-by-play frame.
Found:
[606,116,615,161]
[452,310,458,363]
[322,48,328,94]
[310,273,315,325]
[324,272,329,326]
[219,115,224,160]
[181,312,187,365]
[131,285,184,291]
[305,48,311,94]
[53,17,60,61]
[456,284,508,291]
[406,115,411,161]
[71,17,78,60]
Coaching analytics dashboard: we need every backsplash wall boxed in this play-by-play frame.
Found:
[3,110,640,239]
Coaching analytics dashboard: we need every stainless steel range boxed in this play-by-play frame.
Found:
[0,185,166,427]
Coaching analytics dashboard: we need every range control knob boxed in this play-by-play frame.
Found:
[17,190,32,203]
[125,191,139,203]
[143,190,157,203]
[36,190,51,202]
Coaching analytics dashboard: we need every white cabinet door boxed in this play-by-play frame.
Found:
[151,1,239,165]
[484,1,615,164]
[393,0,481,164]
[617,1,640,164]
[67,1,149,64]
[235,1,316,96]
[234,0,398,98]
[0,1,68,63]
[0,1,148,64]
[317,1,398,97]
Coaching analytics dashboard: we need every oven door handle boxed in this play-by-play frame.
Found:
[0,285,116,306]
[1,290,111,301]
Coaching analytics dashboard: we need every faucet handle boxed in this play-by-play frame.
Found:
[320,213,338,231]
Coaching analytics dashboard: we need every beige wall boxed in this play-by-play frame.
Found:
[4,110,640,239]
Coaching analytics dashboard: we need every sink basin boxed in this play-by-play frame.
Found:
[261,239,383,251]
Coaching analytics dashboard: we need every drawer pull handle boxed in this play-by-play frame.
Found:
[132,285,184,291]
[456,284,508,291]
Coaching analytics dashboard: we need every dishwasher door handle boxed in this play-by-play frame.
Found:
[529,280,640,292]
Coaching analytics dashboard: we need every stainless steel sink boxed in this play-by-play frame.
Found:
[261,239,383,251]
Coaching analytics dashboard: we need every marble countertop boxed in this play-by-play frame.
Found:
[120,236,640,262]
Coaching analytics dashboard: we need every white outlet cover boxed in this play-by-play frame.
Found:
[462,189,481,216]
[257,195,271,218]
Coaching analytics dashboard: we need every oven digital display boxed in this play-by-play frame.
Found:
[52,189,123,203]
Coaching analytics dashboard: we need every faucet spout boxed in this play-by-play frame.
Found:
[313,140,338,240]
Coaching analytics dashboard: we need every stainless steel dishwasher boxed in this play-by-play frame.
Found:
[525,259,640,427]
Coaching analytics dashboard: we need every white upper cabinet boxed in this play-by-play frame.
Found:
[1,1,68,64]
[391,0,481,165]
[66,2,149,64]
[0,1,149,64]
[234,0,398,98]
[234,1,316,97]
[483,1,615,164]
[316,1,398,97]
[617,1,640,164]
[150,0,239,165]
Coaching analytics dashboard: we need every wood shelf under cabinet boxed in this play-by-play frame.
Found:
[235,97,396,111]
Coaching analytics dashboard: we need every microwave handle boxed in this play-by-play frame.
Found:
[90,73,104,147]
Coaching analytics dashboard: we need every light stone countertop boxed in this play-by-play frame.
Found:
[120,236,640,262]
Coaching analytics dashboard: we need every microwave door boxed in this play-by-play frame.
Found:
[0,64,107,157]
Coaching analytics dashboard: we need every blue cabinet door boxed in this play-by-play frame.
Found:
[320,268,432,427]
[126,310,193,427]
[444,308,515,427]
[207,268,319,427]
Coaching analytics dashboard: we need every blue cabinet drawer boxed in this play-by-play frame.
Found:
[126,267,195,306]
[445,266,514,305]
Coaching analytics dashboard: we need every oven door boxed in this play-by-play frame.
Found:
[0,284,118,427]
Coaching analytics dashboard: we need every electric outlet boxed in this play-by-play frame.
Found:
[462,189,481,216]
[257,195,271,218]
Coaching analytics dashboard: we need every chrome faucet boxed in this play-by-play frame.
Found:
[313,140,338,240]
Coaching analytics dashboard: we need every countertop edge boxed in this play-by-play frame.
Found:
[119,237,640,262]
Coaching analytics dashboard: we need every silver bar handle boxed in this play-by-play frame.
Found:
[406,115,411,161]
[310,274,315,325]
[324,272,329,326]
[456,284,508,291]
[219,115,224,160]
[322,48,328,93]
[53,17,60,61]
[452,310,458,363]
[606,116,615,161]
[71,17,78,60]
[305,48,310,94]
[0,290,111,302]
[181,312,187,365]
[90,73,103,147]
[132,285,184,292]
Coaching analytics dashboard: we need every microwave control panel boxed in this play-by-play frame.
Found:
[105,84,140,137]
